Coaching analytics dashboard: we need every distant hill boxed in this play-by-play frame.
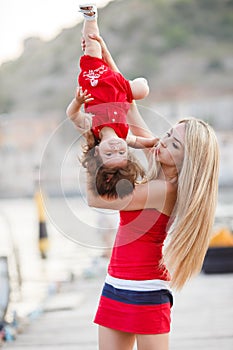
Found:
[0,0,232,117]
[0,0,233,196]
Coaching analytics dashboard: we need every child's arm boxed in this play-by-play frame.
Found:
[66,87,93,131]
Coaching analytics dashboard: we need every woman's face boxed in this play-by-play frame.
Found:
[95,137,128,168]
[155,123,185,169]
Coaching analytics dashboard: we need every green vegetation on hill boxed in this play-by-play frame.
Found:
[0,0,232,116]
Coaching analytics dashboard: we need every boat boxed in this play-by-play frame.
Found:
[202,227,233,274]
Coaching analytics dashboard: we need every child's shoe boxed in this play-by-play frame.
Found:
[78,2,97,20]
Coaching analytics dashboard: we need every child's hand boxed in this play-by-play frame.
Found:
[75,86,94,107]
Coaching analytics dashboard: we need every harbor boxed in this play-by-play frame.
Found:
[1,0,233,348]
[0,192,233,349]
[1,264,233,349]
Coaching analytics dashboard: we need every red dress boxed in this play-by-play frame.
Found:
[94,209,173,334]
[78,55,133,140]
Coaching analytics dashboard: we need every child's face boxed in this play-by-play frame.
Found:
[95,138,128,168]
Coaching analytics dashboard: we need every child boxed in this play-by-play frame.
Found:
[66,3,158,198]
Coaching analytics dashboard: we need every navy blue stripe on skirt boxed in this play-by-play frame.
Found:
[102,283,173,306]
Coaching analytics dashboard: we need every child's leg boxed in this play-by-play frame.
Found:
[80,5,101,58]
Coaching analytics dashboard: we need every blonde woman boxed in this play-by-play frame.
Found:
[80,36,220,350]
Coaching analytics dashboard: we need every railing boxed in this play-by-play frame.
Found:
[0,211,22,322]
[0,256,10,321]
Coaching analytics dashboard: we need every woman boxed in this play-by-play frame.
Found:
[87,109,219,350]
[71,35,220,350]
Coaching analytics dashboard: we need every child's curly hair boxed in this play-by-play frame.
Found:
[81,130,145,199]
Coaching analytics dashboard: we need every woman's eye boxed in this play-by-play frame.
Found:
[105,152,112,156]
[173,143,178,149]
[119,151,125,155]
[166,132,171,137]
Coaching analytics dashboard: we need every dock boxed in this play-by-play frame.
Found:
[2,261,233,350]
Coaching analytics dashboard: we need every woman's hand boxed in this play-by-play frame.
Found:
[127,135,160,149]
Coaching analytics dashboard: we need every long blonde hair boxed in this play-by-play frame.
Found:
[163,118,219,289]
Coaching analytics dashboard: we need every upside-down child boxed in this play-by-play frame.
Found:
[66,3,158,198]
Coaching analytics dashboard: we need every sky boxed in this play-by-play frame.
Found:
[0,0,112,65]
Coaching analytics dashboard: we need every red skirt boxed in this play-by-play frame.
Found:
[94,282,173,334]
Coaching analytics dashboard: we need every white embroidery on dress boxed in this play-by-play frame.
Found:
[82,65,108,87]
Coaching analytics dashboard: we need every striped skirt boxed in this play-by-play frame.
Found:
[94,275,173,334]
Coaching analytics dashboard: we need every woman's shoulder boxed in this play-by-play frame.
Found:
[142,179,177,216]
[139,178,177,193]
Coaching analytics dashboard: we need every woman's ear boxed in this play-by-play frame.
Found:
[94,146,99,157]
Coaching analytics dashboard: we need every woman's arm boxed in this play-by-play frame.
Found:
[86,36,157,142]
[127,101,154,138]
[127,134,159,149]
[88,39,152,137]
[127,101,158,158]
[85,36,155,138]
[87,175,176,215]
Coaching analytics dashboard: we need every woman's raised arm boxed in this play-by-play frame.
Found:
[85,35,156,140]
[127,101,154,139]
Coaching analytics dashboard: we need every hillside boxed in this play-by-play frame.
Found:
[0,0,232,117]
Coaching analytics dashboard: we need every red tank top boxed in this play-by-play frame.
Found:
[108,209,171,281]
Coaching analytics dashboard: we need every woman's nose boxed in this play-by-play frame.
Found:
[160,139,167,148]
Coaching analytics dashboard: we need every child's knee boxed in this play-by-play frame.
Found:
[130,78,150,100]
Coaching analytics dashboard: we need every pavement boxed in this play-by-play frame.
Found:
[2,259,233,350]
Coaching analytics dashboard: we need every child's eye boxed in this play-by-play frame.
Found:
[166,132,171,137]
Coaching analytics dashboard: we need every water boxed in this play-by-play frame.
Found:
[0,187,232,319]
[0,196,113,319]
